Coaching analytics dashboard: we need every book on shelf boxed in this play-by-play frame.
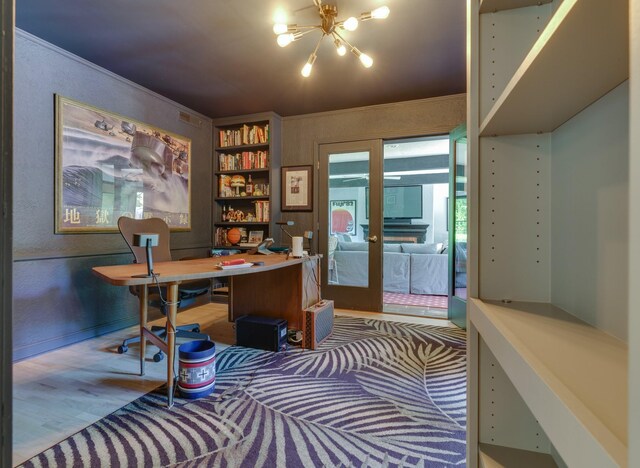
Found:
[253,200,270,222]
[218,150,269,171]
[218,124,269,148]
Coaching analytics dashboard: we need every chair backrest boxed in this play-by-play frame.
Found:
[118,216,173,264]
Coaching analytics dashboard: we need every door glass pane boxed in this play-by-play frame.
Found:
[454,140,468,299]
[328,151,369,288]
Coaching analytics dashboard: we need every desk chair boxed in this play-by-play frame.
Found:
[116,216,210,362]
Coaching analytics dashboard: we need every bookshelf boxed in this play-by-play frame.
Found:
[212,112,281,251]
[468,0,632,467]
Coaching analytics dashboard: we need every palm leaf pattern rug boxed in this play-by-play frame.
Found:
[20,316,467,467]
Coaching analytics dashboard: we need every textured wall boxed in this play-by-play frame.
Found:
[13,31,213,360]
[281,94,466,249]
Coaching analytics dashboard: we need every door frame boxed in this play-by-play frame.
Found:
[1,0,14,464]
[448,124,467,328]
[318,139,383,311]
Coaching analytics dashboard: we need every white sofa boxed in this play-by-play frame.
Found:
[331,242,449,295]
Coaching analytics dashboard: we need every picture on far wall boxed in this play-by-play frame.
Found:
[281,165,312,211]
[330,199,357,236]
[55,95,192,233]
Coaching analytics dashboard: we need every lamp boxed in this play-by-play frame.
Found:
[273,0,390,77]
[132,233,159,278]
[276,220,295,241]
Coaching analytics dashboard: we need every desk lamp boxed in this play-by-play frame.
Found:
[277,220,294,240]
[277,220,302,257]
[132,233,159,278]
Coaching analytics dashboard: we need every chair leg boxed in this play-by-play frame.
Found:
[176,323,201,333]
[117,326,166,354]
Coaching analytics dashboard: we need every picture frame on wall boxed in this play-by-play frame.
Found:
[330,200,357,236]
[281,165,312,211]
[54,95,192,233]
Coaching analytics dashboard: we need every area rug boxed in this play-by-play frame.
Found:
[20,316,467,467]
[383,292,448,309]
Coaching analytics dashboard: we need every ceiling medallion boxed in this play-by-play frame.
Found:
[273,1,390,77]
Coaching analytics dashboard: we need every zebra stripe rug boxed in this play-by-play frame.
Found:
[20,316,467,467]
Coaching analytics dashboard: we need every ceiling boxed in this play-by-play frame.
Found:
[16,0,466,119]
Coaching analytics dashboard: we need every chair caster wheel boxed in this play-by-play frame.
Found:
[153,352,164,362]
[118,345,128,354]
[193,327,200,333]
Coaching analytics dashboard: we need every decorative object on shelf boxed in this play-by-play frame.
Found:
[55,95,192,233]
[227,227,242,245]
[330,200,356,236]
[230,174,246,196]
[246,174,254,196]
[219,175,232,197]
[273,0,389,77]
[248,230,264,245]
[282,165,313,211]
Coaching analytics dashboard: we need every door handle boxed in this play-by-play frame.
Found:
[367,235,378,243]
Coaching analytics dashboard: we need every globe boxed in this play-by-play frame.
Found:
[227,227,242,245]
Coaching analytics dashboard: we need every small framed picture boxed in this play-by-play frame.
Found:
[248,230,264,244]
[281,165,313,211]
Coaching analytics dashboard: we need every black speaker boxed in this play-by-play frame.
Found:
[235,315,288,352]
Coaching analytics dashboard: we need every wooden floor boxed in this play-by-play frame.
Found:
[12,303,454,466]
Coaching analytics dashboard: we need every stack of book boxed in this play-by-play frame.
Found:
[218,150,269,171]
[254,201,270,222]
[219,124,269,148]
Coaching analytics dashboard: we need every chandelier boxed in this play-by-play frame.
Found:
[273,0,390,77]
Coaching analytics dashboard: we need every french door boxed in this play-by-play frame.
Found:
[318,140,383,311]
[448,125,468,328]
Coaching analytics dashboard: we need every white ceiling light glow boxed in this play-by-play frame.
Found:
[274,0,389,78]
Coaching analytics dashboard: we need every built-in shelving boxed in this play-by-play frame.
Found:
[214,168,270,176]
[212,112,281,250]
[479,0,628,136]
[468,0,632,466]
[215,222,269,227]
[470,299,627,466]
[479,0,552,14]
[217,142,269,152]
[478,443,557,468]
[214,196,269,202]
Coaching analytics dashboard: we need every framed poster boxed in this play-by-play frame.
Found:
[330,200,356,236]
[55,95,192,233]
[281,165,312,211]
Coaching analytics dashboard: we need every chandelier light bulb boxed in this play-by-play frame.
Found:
[273,23,288,34]
[343,16,359,31]
[301,53,317,77]
[370,6,390,19]
[334,38,347,56]
[359,53,373,68]
[277,33,294,47]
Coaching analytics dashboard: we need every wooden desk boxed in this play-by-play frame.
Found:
[93,253,320,406]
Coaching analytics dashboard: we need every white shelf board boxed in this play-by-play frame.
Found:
[479,0,628,136]
[479,0,552,14]
[479,443,557,467]
[470,298,628,467]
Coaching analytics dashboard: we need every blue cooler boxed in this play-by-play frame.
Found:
[177,340,216,399]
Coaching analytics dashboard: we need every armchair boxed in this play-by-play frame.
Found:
[116,216,210,362]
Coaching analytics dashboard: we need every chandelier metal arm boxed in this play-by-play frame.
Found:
[310,32,326,57]
[332,29,357,52]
